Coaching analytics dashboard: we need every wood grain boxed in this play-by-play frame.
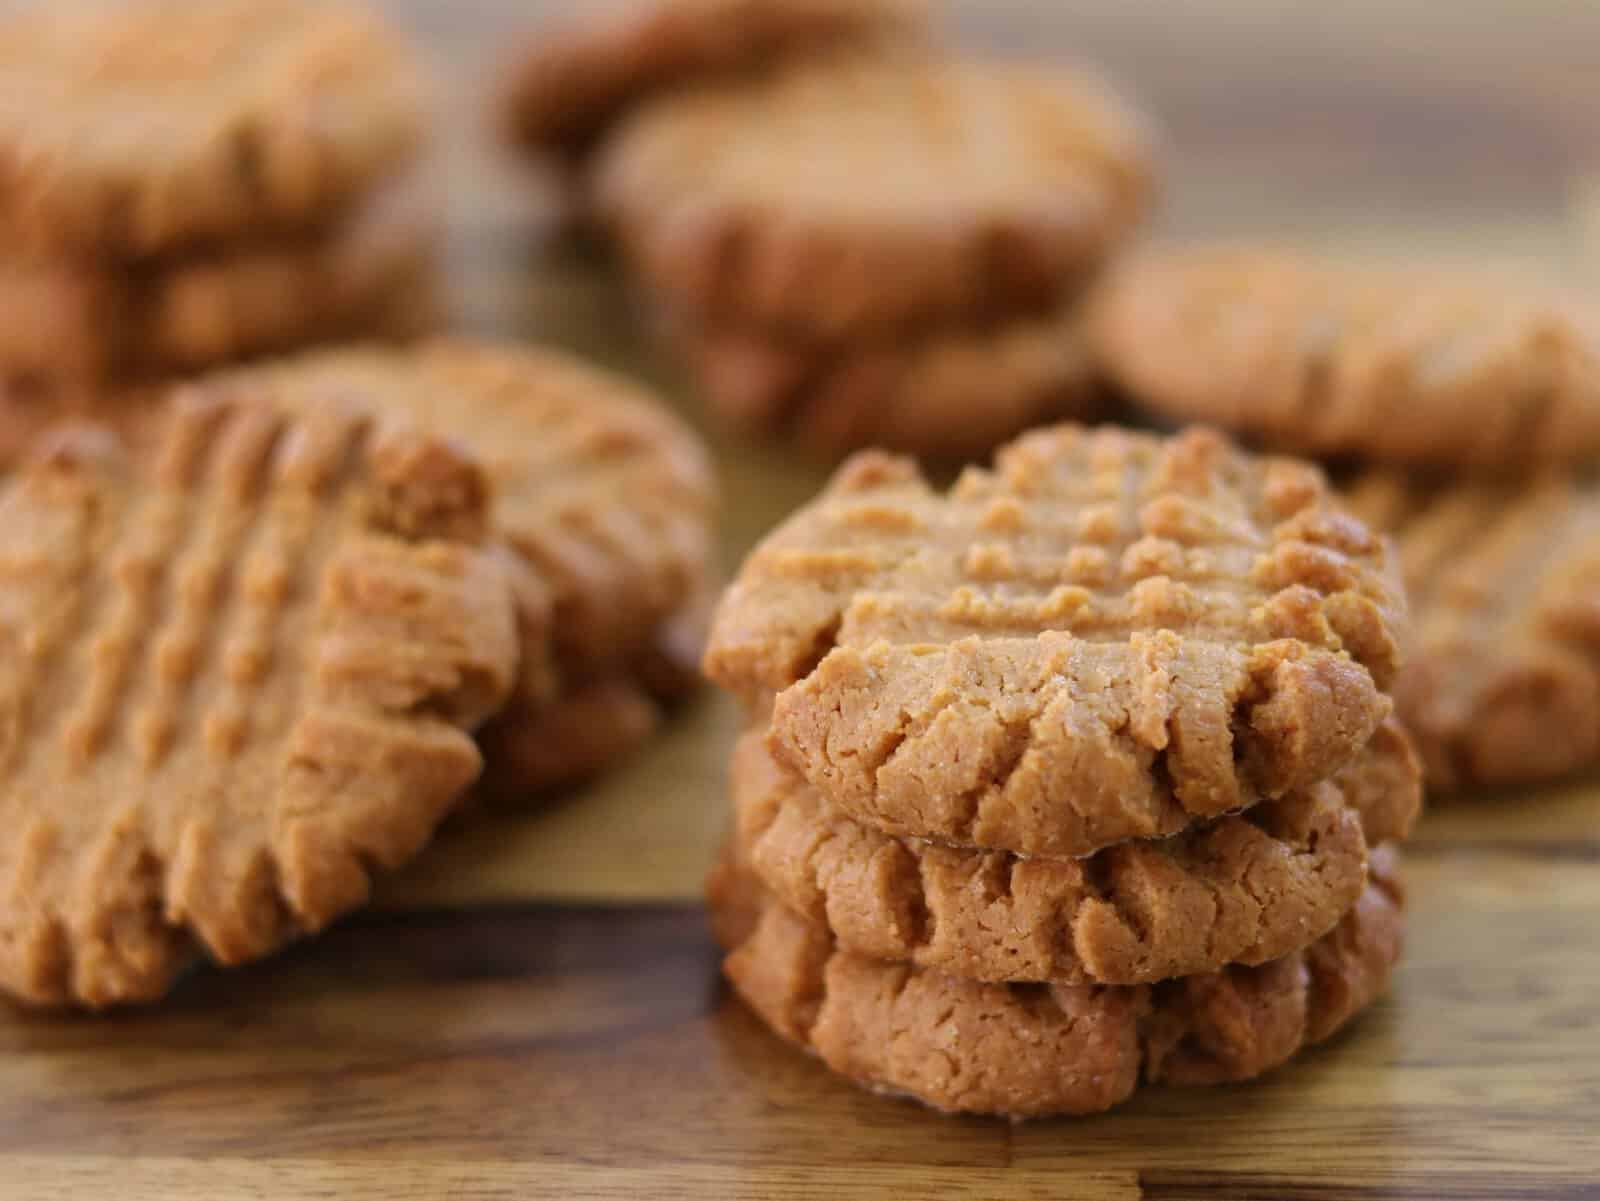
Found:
[5,1,1600,1197]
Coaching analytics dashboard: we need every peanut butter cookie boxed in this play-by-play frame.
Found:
[733,719,1418,985]
[1092,246,1600,469]
[500,0,925,160]
[0,181,436,399]
[0,0,427,258]
[1347,469,1600,789]
[709,846,1405,1119]
[203,340,718,797]
[705,425,1406,857]
[597,52,1154,340]
[0,390,520,1008]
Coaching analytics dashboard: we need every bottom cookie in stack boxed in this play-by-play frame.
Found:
[710,848,1405,1118]
[0,180,437,405]
[707,724,1419,1118]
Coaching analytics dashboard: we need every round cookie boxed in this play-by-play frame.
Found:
[198,340,718,795]
[704,424,1407,858]
[672,302,1100,458]
[0,391,521,1008]
[1090,245,1600,470]
[733,718,1419,985]
[500,0,925,159]
[708,847,1406,1119]
[0,180,437,400]
[1347,469,1600,790]
[597,52,1155,341]
[0,0,427,259]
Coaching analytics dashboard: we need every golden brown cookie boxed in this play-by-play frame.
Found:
[733,720,1418,985]
[670,302,1100,458]
[597,52,1154,341]
[0,0,426,259]
[1091,246,1600,469]
[705,425,1407,858]
[709,847,1405,1119]
[1347,469,1600,789]
[0,181,437,398]
[0,390,521,1008]
[500,0,925,160]
[199,340,718,794]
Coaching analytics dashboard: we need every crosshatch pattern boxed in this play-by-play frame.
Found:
[0,396,518,1007]
[709,426,1407,856]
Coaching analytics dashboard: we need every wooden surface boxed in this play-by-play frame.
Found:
[8,2,1600,1198]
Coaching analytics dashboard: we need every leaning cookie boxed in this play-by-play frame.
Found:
[705,424,1407,858]
[200,340,718,797]
[0,390,521,1008]
[709,847,1405,1119]
[499,0,926,161]
[597,52,1154,341]
[1346,469,1600,790]
[1090,245,1600,470]
[669,302,1101,458]
[734,720,1418,985]
[0,0,427,258]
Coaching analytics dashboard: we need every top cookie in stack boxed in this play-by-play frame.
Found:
[500,0,926,165]
[700,423,1419,1117]
[0,0,433,411]
[500,1,1156,459]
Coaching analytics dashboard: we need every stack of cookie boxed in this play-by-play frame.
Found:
[0,337,716,1010]
[1092,246,1600,793]
[0,0,434,451]
[501,0,1157,459]
[702,424,1420,1118]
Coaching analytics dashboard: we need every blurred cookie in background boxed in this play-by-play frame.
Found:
[0,0,437,441]
[665,299,1103,460]
[597,51,1154,340]
[498,0,928,167]
[601,50,1156,458]
[1092,244,1600,471]
[1347,469,1600,792]
[0,180,437,410]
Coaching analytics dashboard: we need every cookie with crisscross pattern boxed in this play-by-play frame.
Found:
[706,424,1405,858]
[0,390,520,1007]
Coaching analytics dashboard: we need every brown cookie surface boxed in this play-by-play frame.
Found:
[201,340,718,794]
[0,0,426,259]
[597,53,1154,341]
[705,424,1406,858]
[0,391,521,1008]
[0,180,437,399]
[709,846,1405,1119]
[733,720,1417,985]
[1091,246,1600,469]
[671,302,1100,459]
[500,0,924,160]
[1347,469,1600,789]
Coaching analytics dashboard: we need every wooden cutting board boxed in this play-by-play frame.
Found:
[5,2,1599,1197]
